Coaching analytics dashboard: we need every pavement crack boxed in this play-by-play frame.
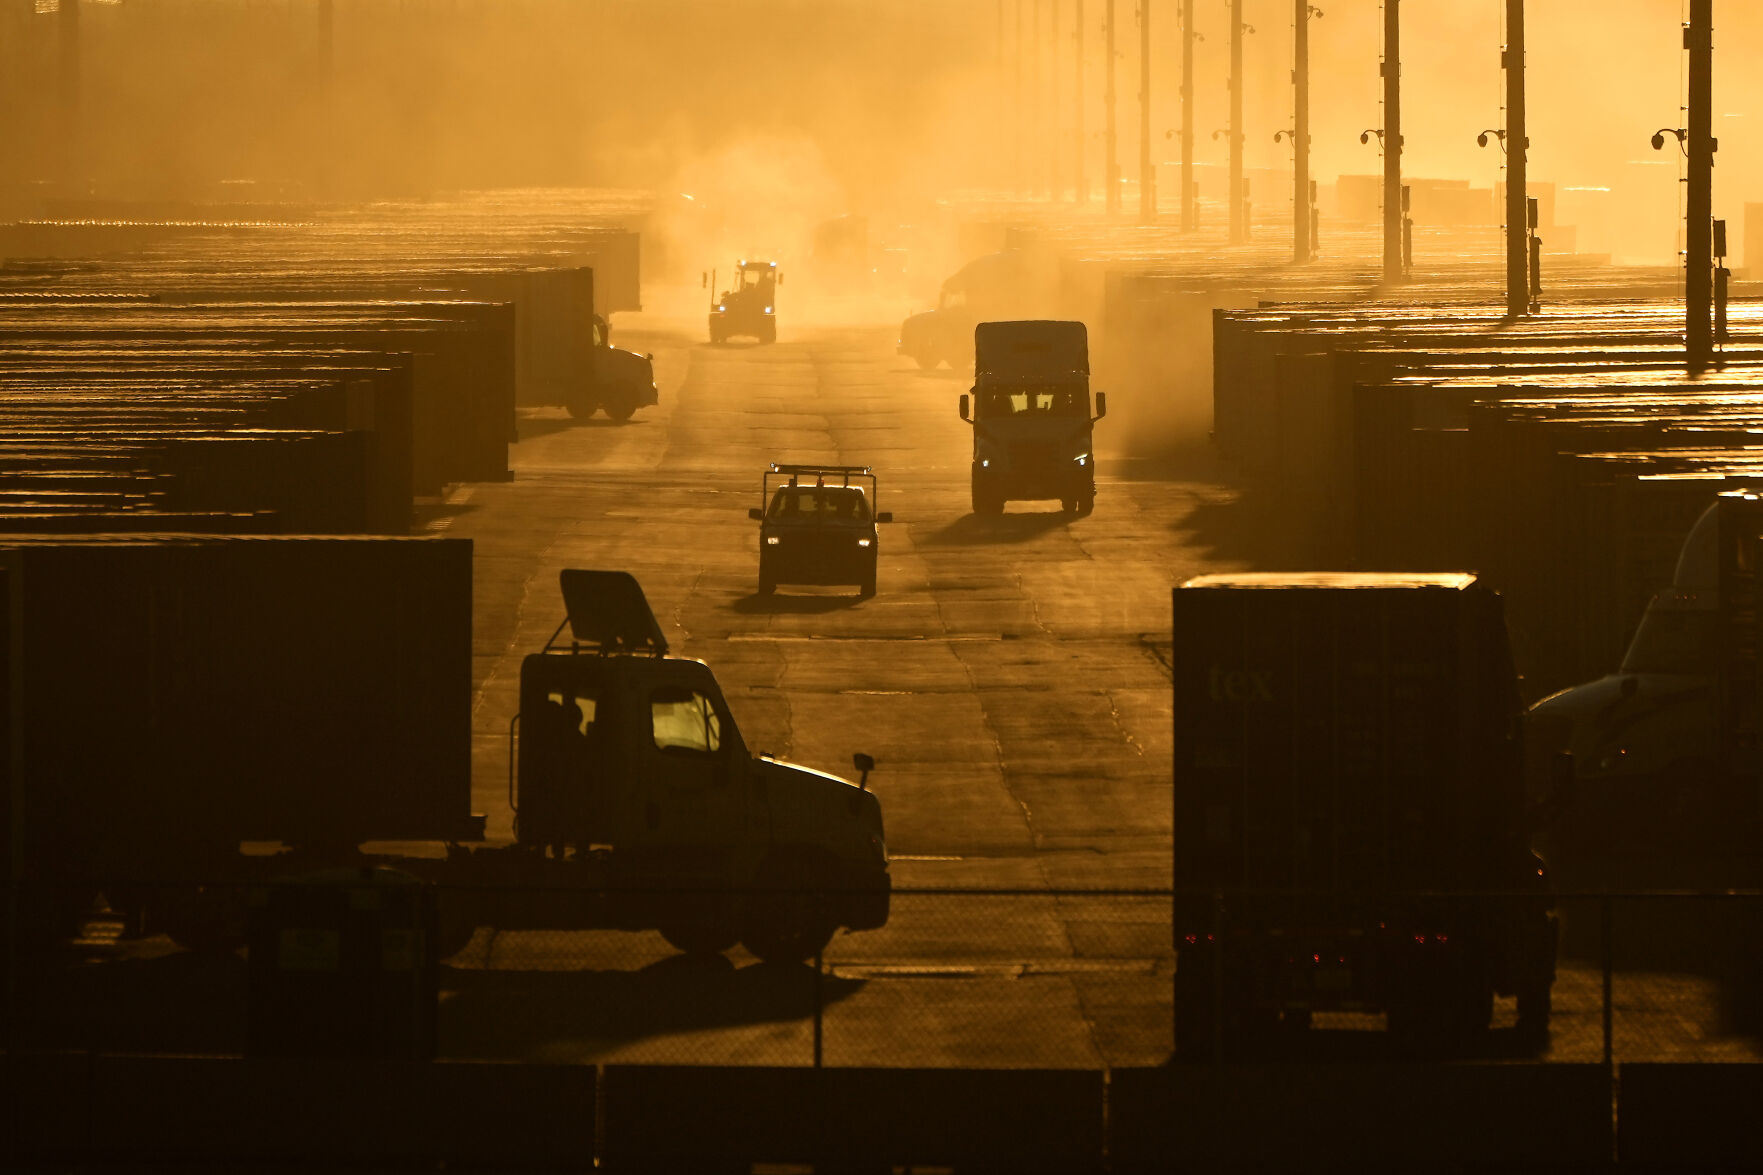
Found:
[1107,692,1148,758]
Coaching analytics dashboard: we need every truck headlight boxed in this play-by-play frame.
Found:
[764,306,774,314]
[717,305,726,311]
[765,536,780,545]
[1074,453,1091,466]
[857,538,872,547]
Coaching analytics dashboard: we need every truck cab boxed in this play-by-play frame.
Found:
[707,260,780,344]
[512,570,889,961]
[960,320,1106,516]
[567,313,658,422]
[1527,493,1761,883]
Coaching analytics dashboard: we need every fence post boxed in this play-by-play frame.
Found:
[813,940,824,1069]
[1210,891,1225,1066]
[1601,895,1614,1067]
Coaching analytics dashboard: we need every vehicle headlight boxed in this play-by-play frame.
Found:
[980,459,990,469]
[857,538,872,547]
[764,306,774,314]
[717,305,726,311]
[765,536,780,546]
[1074,453,1091,466]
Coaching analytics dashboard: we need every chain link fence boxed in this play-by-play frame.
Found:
[6,882,1763,1067]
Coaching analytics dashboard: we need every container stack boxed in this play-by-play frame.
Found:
[0,189,645,533]
[1209,296,1763,696]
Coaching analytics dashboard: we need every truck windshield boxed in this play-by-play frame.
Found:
[652,688,723,754]
[765,486,871,522]
[977,386,1087,418]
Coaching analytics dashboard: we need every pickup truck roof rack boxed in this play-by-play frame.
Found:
[770,463,873,487]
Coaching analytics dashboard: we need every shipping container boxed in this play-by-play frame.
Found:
[0,535,475,887]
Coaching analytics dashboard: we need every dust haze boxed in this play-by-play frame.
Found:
[6,0,1762,451]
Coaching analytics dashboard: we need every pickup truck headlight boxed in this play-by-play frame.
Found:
[765,536,780,545]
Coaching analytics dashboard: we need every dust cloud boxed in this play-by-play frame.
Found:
[7,0,1763,453]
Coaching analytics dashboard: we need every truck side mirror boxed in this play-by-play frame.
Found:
[748,507,765,521]
[959,393,971,421]
[875,512,893,523]
[853,752,875,791]
[1094,392,1108,420]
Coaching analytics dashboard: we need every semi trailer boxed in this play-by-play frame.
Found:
[4,539,888,965]
[1171,573,1557,1054]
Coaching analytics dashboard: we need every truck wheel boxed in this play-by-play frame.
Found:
[859,559,877,598]
[760,321,777,345]
[1515,983,1552,1046]
[912,350,939,371]
[1173,951,1219,1057]
[1061,497,1078,514]
[604,395,637,423]
[758,571,776,596]
[661,919,741,958]
[742,854,836,966]
[564,394,598,421]
[1388,965,1492,1056]
[1077,492,1095,516]
[971,476,1004,516]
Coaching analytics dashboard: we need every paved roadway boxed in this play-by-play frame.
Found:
[423,298,1763,1069]
[34,297,1759,1069]
[433,295,1206,1066]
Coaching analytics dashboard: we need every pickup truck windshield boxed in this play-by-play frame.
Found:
[765,486,872,523]
[977,386,1087,418]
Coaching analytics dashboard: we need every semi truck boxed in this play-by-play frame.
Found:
[959,320,1105,516]
[897,249,1055,371]
[1171,573,1557,1055]
[1527,491,1763,887]
[565,313,658,422]
[4,538,888,965]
